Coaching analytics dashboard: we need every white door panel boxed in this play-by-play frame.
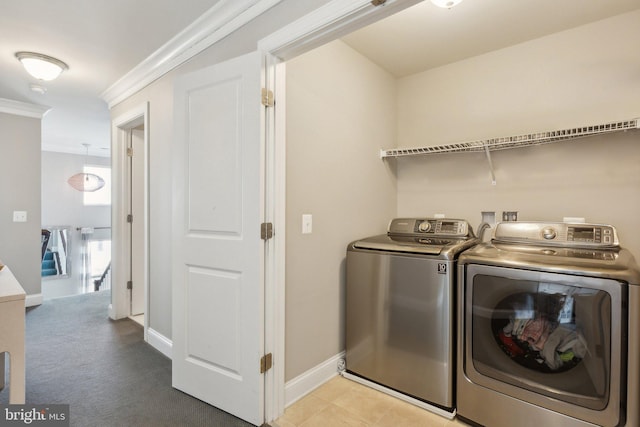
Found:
[130,128,146,316]
[172,51,264,426]
[187,80,243,234]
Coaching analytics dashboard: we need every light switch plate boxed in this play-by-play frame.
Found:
[302,214,312,234]
[13,211,27,222]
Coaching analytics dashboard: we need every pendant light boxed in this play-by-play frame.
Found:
[68,144,105,192]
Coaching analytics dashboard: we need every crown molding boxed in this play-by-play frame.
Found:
[0,98,50,119]
[101,0,282,108]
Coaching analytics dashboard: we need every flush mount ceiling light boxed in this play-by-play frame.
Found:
[15,51,68,81]
[430,0,464,8]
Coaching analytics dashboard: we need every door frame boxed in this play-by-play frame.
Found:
[259,0,420,420]
[110,102,150,341]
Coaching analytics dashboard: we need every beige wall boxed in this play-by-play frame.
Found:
[396,10,640,146]
[0,112,42,296]
[395,10,640,258]
[285,40,397,380]
[283,8,640,381]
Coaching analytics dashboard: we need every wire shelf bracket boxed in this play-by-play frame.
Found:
[379,118,639,185]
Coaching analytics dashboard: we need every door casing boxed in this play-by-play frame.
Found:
[130,127,147,316]
[259,0,421,420]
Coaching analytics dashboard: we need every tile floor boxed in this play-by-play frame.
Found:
[273,376,472,427]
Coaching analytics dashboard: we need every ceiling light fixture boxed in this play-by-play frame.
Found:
[430,0,464,8]
[67,144,105,192]
[15,51,68,81]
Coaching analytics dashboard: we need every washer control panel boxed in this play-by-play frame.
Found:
[388,218,471,237]
[494,221,619,247]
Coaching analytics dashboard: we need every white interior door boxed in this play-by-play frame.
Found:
[172,51,265,426]
[130,127,146,316]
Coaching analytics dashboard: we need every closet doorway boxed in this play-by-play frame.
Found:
[110,103,149,337]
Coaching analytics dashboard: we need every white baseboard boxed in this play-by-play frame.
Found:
[284,351,345,407]
[147,327,173,359]
[25,293,43,307]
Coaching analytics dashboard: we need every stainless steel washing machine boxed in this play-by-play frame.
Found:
[345,218,477,414]
[457,221,640,427]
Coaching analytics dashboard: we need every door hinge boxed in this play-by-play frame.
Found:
[260,353,273,373]
[127,214,133,223]
[127,280,133,290]
[261,88,274,107]
[371,0,387,5]
[261,222,273,240]
[127,147,133,157]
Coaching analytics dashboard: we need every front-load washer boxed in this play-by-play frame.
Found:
[345,217,478,416]
[457,221,640,427]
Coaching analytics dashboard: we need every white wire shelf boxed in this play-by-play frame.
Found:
[380,118,639,159]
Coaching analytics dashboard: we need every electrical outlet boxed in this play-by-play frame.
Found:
[502,211,518,222]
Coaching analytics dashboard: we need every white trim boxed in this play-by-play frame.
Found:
[101,0,283,108]
[25,293,43,307]
[259,0,421,422]
[147,327,173,359]
[258,0,420,60]
[110,102,149,322]
[0,98,50,118]
[41,145,110,158]
[261,51,277,423]
[262,58,287,422]
[284,352,345,407]
[130,126,150,342]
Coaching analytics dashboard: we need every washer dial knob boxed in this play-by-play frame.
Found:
[418,221,431,232]
[542,227,557,240]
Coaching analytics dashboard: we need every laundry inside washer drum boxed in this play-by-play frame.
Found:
[490,286,596,374]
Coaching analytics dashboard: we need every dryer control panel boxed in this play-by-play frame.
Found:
[493,221,619,248]
[388,218,472,237]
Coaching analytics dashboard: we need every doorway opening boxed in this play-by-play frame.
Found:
[41,150,112,301]
[110,103,149,339]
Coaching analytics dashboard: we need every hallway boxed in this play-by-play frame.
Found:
[0,291,251,427]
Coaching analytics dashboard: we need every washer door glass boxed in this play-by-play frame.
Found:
[467,267,624,413]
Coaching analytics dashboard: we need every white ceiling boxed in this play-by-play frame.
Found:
[342,0,640,78]
[0,0,223,156]
[1,0,638,157]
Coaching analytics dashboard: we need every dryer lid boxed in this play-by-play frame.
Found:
[352,234,477,256]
